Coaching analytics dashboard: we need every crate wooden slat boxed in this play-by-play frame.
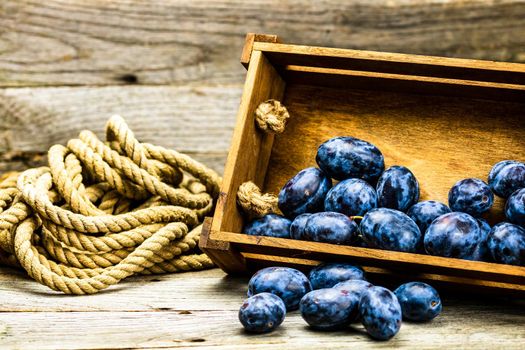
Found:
[200,33,525,295]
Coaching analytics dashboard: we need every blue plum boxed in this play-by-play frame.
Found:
[487,222,525,266]
[316,136,385,182]
[359,286,402,340]
[394,282,442,322]
[333,279,374,323]
[278,167,332,219]
[333,279,373,301]
[488,160,525,198]
[324,178,377,217]
[360,208,422,253]
[239,292,286,333]
[468,218,491,261]
[376,166,420,212]
[303,212,358,245]
[448,178,494,217]
[424,212,482,259]
[300,288,359,330]
[505,188,525,227]
[309,262,365,289]
[247,267,312,310]
[244,214,291,238]
[290,213,312,240]
[407,200,451,234]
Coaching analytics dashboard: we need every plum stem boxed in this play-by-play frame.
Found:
[350,215,364,221]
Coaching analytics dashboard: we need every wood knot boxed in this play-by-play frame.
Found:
[254,99,289,134]
[237,181,279,219]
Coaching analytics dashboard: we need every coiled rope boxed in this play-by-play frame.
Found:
[0,115,221,294]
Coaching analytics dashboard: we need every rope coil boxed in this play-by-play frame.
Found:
[0,115,221,294]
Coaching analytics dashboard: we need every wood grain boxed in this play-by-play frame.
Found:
[1,0,524,87]
[0,267,523,350]
[0,85,240,173]
[0,268,245,312]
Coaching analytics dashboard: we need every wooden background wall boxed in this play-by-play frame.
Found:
[1,0,524,174]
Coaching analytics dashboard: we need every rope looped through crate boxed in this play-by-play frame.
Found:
[236,99,289,218]
[0,115,221,294]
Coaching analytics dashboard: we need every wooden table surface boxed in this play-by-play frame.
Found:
[1,1,524,349]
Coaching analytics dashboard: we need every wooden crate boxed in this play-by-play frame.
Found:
[199,33,525,295]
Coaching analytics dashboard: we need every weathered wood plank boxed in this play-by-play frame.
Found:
[0,267,523,349]
[1,0,524,87]
[1,310,523,350]
[0,268,246,312]
[0,85,239,173]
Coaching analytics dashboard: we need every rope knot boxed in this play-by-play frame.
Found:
[237,181,279,219]
[254,99,289,134]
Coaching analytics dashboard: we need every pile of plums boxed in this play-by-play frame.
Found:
[239,263,442,340]
[244,136,525,266]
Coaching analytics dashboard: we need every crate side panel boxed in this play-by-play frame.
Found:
[242,253,525,296]
[282,67,525,102]
[213,231,525,285]
[254,42,525,85]
[211,51,286,235]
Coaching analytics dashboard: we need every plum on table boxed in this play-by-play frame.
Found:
[300,288,360,330]
[333,279,373,299]
[239,292,286,333]
[394,282,442,322]
[308,262,365,290]
[333,279,374,322]
[359,286,402,340]
[247,267,312,311]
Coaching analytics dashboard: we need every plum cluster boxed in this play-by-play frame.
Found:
[244,136,525,266]
[239,264,442,340]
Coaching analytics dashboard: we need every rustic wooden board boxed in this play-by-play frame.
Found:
[0,268,244,312]
[1,0,525,87]
[0,85,240,173]
[0,267,524,349]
